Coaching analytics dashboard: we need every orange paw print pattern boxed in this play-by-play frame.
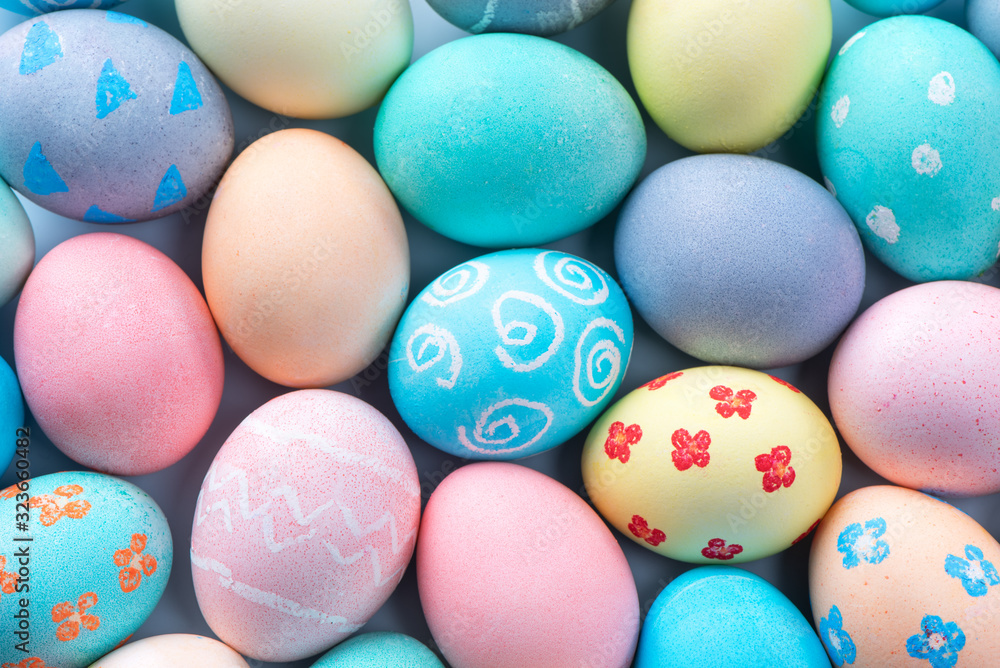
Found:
[0,485,19,500]
[0,556,18,598]
[52,592,100,642]
[114,533,157,593]
[2,658,55,668]
[29,485,91,527]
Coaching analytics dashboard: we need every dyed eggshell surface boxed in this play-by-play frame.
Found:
[0,177,34,307]
[845,0,946,16]
[375,33,645,247]
[0,471,172,668]
[615,154,865,369]
[0,0,128,15]
[90,634,249,668]
[203,128,409,389]
[418,463,639,668]
[810,486,1000,667]
[636,567,828,667]
[389,249,633,460]
[818,16,1000,282]
[0,9,233,222]
[176,0,413,119]
[829,281,1000,497]
[968,0,1000,59]
[311,632,444,667]
[13,233,223,476]
[426,0,614,36]
[627,0,831,153]
[0,356,23,475]
[190,390,421,663]
[583,367,841,563]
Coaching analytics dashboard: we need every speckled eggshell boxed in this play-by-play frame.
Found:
[818,16,1000,282]
[190,390,421,663]
[0,9,233,222]
[0,177,34,307]
[374,33,646,247]
[810,486,1000,666]
[615,155,865,369]
[14,232,224,475]
[627,0,831,153]
[418,462,639,668]
[203,128,409,388]
[425,0,614,36]
[636,567,828,667]
[0,471,172,668]
[0,0,127,15]
[389,249,633,460]
[89,634,249,668]
[311,632,444,667]
[968,0,1000,59]
[176,0,412,119]
[845,0,945,16]
[0,356,24,475]
[582,367,841,563]
[829,281,1000,497]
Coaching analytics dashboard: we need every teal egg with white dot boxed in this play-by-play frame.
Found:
[0,0,128,15]
[312,633,444,667]
[817,16,1000,282]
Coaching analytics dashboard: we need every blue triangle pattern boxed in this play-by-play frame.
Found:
[152,165,187,212]
[170,62,203,115]
[83,205,135,223]
[22,141,68,196]
[96,58,138,120]
[19,21,62,75]
[106,12,148,27]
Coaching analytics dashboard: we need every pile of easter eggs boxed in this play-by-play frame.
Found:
[0,0,999,666]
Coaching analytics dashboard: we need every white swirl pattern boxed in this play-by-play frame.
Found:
[420,260,490,307]
[573,318,627,407]
[492,290,564,372]
[534,250,609,305]
[457,398,554,455]
[406,324,463,389]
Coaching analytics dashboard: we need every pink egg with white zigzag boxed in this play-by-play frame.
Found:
[189,390,421,663]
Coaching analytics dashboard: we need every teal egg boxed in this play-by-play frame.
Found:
[0,471,172,668]
[312,633,444,667]
[843,0,945,17]
[817,16,1000,282]
[636,567,828,667]
[374,33,646,248]
[388,249,633,460]
[0,356,24,475]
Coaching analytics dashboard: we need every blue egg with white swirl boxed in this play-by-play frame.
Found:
[389,249,633,460]
[0,9,233,223]
[0,0,128,15]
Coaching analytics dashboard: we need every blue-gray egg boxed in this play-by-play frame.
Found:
[426,0,614,36]
[0,0,127,14]
[0,177,33,307]
[389,249,633,460]
[968,0,1000,59]
[0,356,23,475]
[0,9,233,223]
[843,0,945,16]
[818,16,1000,282]
[615,154,865,369]
[636,567,828,667]
[312,632,444,667]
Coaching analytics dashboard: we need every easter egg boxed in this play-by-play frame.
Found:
[615,155,865,369]
[0,0,127,15]
[636,566,828,667]
[203,128,409,388]
[389,249,633,460]
[829,281,1000,497]
[190,390,421,662]
[425,0,613,36]
[967,0,1000,59]
[0,356,24,475]
[817,16,1000,282]
[374,34,646,247]
[0,177,34,307]
[0,471,172,668]
[844,0,945,16]
[418,463,639,668]
[810,485,1000,667]
[311,632,444,667]
[89,634,249,668]
[176,0,412,119]
[582,366,841,563]
[627,0,831,153]
[14,233,224,476]
[0,9,233,223]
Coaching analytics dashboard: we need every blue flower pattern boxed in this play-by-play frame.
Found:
[906,615,966,668]
[837,517,890,569]
[945,544,1000,597]
[819,605,857,666]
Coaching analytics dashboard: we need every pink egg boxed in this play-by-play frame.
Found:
[190,390,421,662]
[13,232,223,475]
[829,281,1000,496]
[418,462,639,668]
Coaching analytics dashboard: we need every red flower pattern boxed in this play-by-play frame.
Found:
[755,446,796,493]
[702,538,744,560]
[792,519,821,545]
[671,429,711,471]
[709,385,756,419]
[604,421,642,464]
[642,371,683,391]
[628,515,665,546]
[768,375,801,393]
